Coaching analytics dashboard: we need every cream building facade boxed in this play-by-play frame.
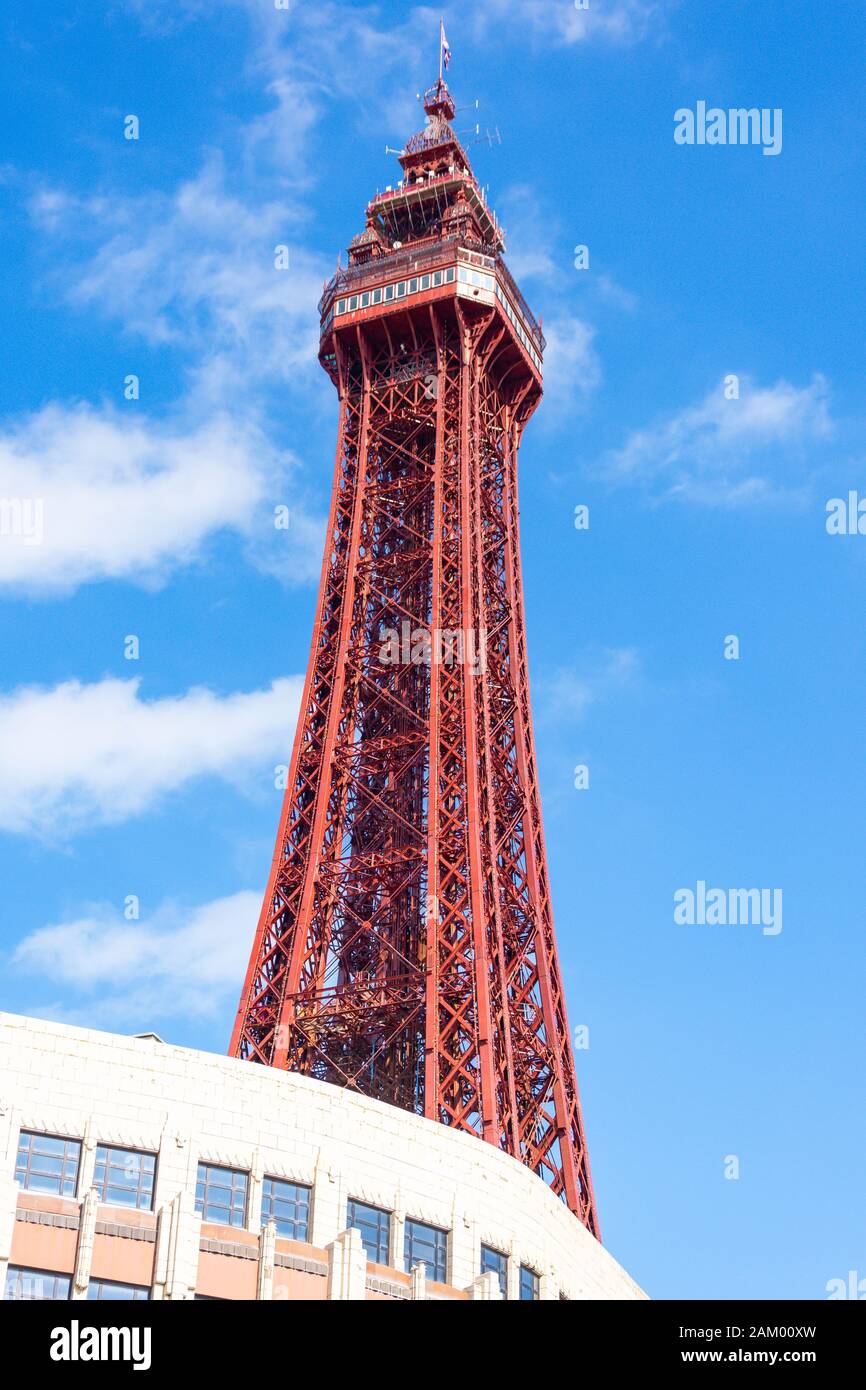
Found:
[0,1012,646,1302]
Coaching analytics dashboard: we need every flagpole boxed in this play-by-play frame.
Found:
[439,18,443,84]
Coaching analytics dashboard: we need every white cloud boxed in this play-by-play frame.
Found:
[471,0,668,46]
[0,400,325,592]
[130,0,444,105]
[541,647,639,722]
[127,0,668,133]
[30,158,323,382]
[25,160,331,582]
[496,187,633,406]
[497,185,559,284]
[244,4,434,135]
[606,375,833,505]
[539,314,602,412]
[593,273,638,313]
[0,675,302,837]
[12,890,259,1026]
[0,403,260,590]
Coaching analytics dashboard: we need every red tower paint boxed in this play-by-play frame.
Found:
[231,80,599,1237]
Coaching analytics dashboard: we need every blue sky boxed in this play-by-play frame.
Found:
[1,0,864,1299]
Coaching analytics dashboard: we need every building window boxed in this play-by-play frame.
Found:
[480,1243,508,1296]
[519,1265,540,1300]
[336,298,346,315]
[445,267,456,283]
[93,1144,156,1211]
[396,281,406,298]
[5,1266,71,1301]
[261,1177,311,1241]
[348,295,358,311]
[346,1199,391,1264]
[420,274,430,290]
[409,277,418,294]
[404,1218,448,1283]
[15,1130,81,1197]
[384,284,394,302]
[372,287,382,304]
[87,1279,149,1301]
[195,1163,248,1228]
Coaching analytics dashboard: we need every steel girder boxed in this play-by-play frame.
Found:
[230,299,599,1237]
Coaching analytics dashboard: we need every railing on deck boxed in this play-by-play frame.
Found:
[318,237,545,355]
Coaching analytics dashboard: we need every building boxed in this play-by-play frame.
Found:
[0,1013,644,1300]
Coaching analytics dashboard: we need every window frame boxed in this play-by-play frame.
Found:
[404,1217,449,1284]
[519,1264,540,1301]
[92,1142,157,1212]
[346,1198,392,1265]
[87,1278,150,1301]
[5,1265,71,1301]
[260,1176,312,1242]
[194,1162,249,1229]
[480,1242,508,1297]
[14,1130,81,1198]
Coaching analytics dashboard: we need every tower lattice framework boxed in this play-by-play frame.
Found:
[231,80,599,1236]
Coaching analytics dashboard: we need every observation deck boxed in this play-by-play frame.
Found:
[317,79,545,382]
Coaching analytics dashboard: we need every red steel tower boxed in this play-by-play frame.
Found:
[231,78,599,1236]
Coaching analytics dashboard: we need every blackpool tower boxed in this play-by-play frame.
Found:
[231,75,599,1238]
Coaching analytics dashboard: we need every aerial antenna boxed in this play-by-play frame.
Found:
[463,125,503,151]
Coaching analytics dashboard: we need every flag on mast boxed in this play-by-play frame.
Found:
[440,20,452,74]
